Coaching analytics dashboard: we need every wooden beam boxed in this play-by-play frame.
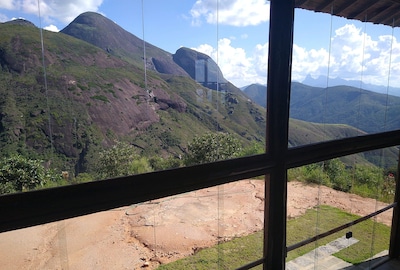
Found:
[389,149,400,258]
[264,0,295,268]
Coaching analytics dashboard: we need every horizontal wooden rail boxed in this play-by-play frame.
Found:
[287,203,397,252]
[286,129,400,169]
[0,154,273,233]
[0,130,399,233]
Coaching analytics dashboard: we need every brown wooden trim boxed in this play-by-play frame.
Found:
[287,130,400,169]
[264,0,295,268]
[389,149,400,258]
[0,154,273,233]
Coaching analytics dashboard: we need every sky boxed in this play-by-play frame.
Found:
[1,0,400,93]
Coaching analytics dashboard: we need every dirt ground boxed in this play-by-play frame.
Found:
[0,180,393,270]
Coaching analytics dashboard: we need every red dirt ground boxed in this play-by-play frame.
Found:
[0,180,392,269]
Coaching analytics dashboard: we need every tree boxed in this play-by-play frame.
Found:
[185,132,242,166]
[95,141,152,179]
[0,155,55,194]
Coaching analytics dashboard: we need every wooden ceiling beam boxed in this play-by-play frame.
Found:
[295,0,400,28]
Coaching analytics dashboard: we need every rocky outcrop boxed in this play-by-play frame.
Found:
[173,47,228,89]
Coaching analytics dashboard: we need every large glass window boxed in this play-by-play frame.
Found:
[1,1,400,269]
[290,8,400,146]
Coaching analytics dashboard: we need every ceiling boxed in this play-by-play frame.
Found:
[295,0,400,27]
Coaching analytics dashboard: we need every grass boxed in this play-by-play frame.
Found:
[157,231,264,270]
[286,205,390,264]
[156,205,391,269]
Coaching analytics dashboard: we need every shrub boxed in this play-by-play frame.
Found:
[185,132,242,166]
[0,155,60,193]
[95,141,152,179]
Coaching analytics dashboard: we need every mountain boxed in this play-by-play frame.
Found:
[290,82,400,133]
[242,84,267,107]
[0,14,266,174]
[289,118,398,167]
[0,12,396,175]
[243,82,400,134]
[61,12,188,77]
[301,74,400,97]
[173,47,228,90]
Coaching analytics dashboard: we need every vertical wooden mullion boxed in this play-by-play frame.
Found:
[389,149,400,258]
[263,0,295,269]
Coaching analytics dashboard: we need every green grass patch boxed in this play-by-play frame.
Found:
[157,205,390,269]
[287,205,390,264]
[157,231,263,270]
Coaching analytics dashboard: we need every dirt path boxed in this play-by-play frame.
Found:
[0,181,393,269]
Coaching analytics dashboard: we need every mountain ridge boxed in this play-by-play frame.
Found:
[243,82,400,134]
[0,12,397,174]
[0,14,268,174]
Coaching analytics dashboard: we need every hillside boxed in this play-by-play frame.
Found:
[0,12,395,177]
[61,12,188,76]
[243,82,400,134]
[0,15,266,175]
[289,119,398,167]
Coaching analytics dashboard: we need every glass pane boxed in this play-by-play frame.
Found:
[286,149,395,268]
[0,1,268,196]
[290,8,400,147]
[155,179,265,269]
[0,178,265,269]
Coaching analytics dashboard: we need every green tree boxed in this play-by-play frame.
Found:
[185,132,242,166]
[0,155,56,194]
[95,141,152,179]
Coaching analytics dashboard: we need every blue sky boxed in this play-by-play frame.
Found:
[1,0,400,92]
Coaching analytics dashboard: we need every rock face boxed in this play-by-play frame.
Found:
[173,47,228,90]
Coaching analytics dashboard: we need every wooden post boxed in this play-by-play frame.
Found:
[389,149,400,258]
[264,0,295,269]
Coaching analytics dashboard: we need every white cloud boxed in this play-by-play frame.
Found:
[191,23,400,89]
[44,24,59,32]
[0,0,103,24]
[190,0,270,27]
[292,45,329,82]
[193,38,267,87]
[294,23,400,88]
[0,0,14,10]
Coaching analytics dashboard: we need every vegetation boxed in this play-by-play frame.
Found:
[245,82,400,134]
[287,205,391,264]
[157,231,264,270]
[157,205,391,269]
[288,158,396,203]
[185,132,242,166]
[0,154,61,193]
[94,141,152,179]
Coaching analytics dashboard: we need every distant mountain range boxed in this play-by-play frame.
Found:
[301,74,400,97]
[0,12,397,173]
[242,82,400,134]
